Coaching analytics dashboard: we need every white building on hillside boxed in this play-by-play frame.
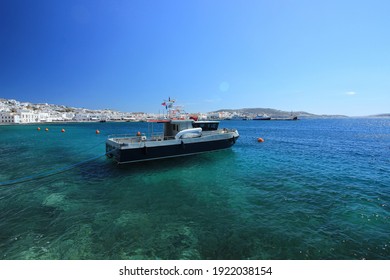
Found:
[38,112,51,122]
[0,110,42,123]
[73,113,91,121]
[0,112,21,123]
[0,101,8,111]
[18,110,39,123]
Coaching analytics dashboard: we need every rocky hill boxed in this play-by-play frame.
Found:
[213,108,347,118]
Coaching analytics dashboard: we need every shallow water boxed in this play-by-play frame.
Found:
[0,119,389,259]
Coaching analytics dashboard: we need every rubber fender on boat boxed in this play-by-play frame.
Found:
[175,127,202,140]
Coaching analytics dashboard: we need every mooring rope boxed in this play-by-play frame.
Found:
[0,140,114,187]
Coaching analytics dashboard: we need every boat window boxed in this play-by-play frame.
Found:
[192,122,219,131]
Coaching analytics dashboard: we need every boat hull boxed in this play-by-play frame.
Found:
[253,117,271,120]
[106,134,239,164]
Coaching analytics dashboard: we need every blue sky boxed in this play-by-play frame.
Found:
[1,0,389,116]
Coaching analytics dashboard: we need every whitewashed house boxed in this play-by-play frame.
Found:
[18,110,39,123]
[0,112,21,123]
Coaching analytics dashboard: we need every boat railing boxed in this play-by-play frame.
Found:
[149,135,164,141]
[107,133,176,143]
[107,134,140,139]
[107,129,237,144]
[220,128,237,133]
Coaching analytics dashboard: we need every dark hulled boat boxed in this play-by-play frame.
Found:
[105,100,239,164]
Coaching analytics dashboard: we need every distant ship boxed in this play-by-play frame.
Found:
[253,114,271,120]
[106,99,239,164]
[253,113,298,121]
[271,116,298,121]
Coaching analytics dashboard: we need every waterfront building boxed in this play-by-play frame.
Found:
[17,110,39,123]
[0,112,20,123]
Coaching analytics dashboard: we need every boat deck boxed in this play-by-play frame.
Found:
[108,129,236,145]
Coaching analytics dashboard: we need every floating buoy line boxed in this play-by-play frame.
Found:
[36,127,103,134]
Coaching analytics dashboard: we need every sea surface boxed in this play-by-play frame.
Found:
[0,118,389,260]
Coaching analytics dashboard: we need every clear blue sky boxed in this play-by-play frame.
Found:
[1,0,389,116]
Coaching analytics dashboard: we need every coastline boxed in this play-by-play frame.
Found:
[3,116,390,126]
[0,120,144,126]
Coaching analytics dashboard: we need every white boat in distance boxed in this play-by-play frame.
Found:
[106,99,239,164]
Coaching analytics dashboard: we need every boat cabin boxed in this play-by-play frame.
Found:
[163,120,194,139]
[192,121,219,131]
[155,120,220,139]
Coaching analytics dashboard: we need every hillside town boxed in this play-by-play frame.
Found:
[0,98,312,124]
[0,98,227,124]
[0,98,162,124]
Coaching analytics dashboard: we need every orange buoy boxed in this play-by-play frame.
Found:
[45,128,49,132]
[136,131,141,136]
[37,127,41,131]
[96,129,100,134]
[61,128,65,133]
[257,137,264,142]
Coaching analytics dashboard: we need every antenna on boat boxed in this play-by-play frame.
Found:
[161,97,176,118]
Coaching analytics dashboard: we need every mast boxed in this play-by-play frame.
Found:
[161,97,180,119]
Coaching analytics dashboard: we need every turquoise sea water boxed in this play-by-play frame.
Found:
[0,119,389,260]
